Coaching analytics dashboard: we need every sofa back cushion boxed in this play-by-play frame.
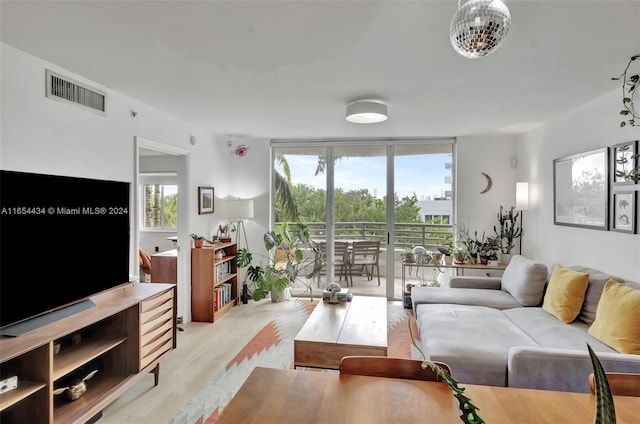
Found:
[588,279,640,354]
[541,265,589,323]
[500,255,548,306]
[569,265,625,325]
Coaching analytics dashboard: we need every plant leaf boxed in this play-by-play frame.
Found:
[587,343,616,424]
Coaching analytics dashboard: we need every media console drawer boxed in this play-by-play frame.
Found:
[140,289,175,370]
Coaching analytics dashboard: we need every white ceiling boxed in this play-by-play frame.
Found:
[1,1,639,140]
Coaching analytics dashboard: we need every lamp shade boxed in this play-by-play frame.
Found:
[346,100,388,124]
[516,182,529,211]
[226,199,254,219]
[450,0,511,59]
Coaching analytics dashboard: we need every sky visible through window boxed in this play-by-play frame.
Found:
[283,154,451,200]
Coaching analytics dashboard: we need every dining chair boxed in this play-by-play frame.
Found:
[139,248,152,282]
[588,372,640,397]
[315,241,349,287]
[339,356,452,382]
[348,240,381,286]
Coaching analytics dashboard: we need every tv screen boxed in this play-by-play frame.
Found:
[0,170,130,335]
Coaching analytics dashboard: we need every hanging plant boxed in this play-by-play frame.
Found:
[612,53,640,127]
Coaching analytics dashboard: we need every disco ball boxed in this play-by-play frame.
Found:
[450,0,511,59]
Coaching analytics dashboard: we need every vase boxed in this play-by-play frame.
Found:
[271,289,288,303]
[499,253,512,265]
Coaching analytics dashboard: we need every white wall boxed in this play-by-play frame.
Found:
[213,136,271,259]
[454,134,518,277]
[0,43,229,321]
[516,89,640,282]
[456,135,519,237]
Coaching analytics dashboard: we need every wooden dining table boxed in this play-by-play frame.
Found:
[216,367,640,423]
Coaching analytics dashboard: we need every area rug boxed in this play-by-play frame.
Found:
[169,299,417,424]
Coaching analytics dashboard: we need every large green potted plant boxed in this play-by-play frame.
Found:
[236,223,320,302]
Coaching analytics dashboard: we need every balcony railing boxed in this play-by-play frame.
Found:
[276,221,453,251]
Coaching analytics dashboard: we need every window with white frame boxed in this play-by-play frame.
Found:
[139,173,178,230]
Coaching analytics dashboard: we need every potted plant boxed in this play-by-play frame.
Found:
[493,205,522,264]
[190,233,205,248]
[454,223,470,263]
[236,223,320,302]
[452,247,465,264]
[483,236,501,266]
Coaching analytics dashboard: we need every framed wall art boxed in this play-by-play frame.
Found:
[553,147,608,230]
[611,191,636,234]
[198,187,214,214]
[612,140,638,185]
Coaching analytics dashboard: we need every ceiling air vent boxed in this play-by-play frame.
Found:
[45,69,106,115]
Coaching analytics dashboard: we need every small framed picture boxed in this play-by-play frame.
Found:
[198,187,214,215]
[611,191,636,234]
[612,140,638,185]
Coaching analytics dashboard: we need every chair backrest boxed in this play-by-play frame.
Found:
[589,372,640,397]
[316,241,349,262]
[350,240,380,264]
[339,356,451,382]
[333,241,349,263]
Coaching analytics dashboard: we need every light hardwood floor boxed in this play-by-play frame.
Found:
[102,276,392,423]
[101,298,293,424]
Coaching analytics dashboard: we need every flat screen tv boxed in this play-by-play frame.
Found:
[0,170,130,336]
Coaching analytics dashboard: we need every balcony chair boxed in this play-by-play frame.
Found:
[589,372,640,397]
[348,240,381,286]
[339,356,452,382]
[315,241,349,287]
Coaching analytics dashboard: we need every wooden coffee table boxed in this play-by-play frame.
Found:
[293,296,387,369]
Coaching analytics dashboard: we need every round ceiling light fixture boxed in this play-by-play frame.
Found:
[450,0,511,59]
[346,99,388,124]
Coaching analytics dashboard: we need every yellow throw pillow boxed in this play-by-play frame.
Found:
[542,265,589,323]
[588,280,640,354]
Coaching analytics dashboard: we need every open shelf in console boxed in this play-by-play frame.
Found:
[53,335,127,380]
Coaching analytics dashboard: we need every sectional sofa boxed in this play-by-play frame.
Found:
[411,255,640,393]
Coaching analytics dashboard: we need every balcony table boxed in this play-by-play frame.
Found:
[216,367,640,424]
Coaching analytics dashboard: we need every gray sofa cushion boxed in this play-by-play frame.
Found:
[503,307,617,352]
[412,286,522,310]
[415,304,538,387]
[568,265,625,325]
[500,255,548,306]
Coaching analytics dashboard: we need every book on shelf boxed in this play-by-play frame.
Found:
[214,282,234,311]
[215,261,231,280]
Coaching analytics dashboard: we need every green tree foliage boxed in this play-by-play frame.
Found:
[287,185,422,225]
[163,193,178,228]
[274,155,299,222]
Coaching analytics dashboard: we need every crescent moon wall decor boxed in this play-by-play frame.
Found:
[480,172,493,193]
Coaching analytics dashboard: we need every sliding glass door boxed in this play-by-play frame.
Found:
[272,139,454,299]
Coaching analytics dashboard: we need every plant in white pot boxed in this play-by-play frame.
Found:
[493,205,521,264]
[235,223,320,302]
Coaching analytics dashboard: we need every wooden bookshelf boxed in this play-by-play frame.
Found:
[191,242,238,322]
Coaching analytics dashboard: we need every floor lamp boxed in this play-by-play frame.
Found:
[516,182,529,255]
[226,198,254,304]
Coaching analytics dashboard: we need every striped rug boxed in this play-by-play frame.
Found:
[169,299,416,424]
